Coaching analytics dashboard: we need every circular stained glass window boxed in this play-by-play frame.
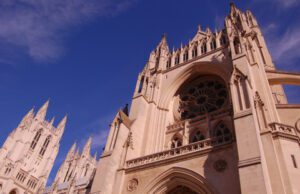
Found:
[177,76,228,120]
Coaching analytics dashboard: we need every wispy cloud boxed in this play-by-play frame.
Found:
[263,23,300,69]
[276,0,299,8]
[79,113,114,154]
[0,0,136,62]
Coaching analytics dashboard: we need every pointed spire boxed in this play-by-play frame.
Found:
[197,25,202,33]
[230,2,238,15]
[82,137,92,156]
[19,108,34,127]
[36,100,49,120]
[49,117,55,126]
[57,115,67,131]
[93,151,97,161]
[66,142,77,159]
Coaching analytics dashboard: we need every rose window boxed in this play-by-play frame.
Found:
[177,77,228,119]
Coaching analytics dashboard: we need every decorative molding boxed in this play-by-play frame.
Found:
[126,135,233,171]
[238,157,261,168]
[254,91,264,108]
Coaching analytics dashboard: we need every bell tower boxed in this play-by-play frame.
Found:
[0,101,66,194]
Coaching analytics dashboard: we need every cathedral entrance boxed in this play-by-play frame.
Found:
[167,185,198,194]
[9,190,17,194]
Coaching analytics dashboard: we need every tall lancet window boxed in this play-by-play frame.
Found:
[201,42,207,54]
[30,129,42,150]
[210,38,217,50]
[192,45,198,58]
[84,164,90,176]
[39,135,51,156]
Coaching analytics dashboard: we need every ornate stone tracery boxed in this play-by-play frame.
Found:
[176,76,228,120]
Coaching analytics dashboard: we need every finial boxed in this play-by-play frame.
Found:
[197,25,202,32]
[36,100,49,120]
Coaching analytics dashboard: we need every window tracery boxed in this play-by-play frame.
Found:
[190,130,205,143]
[214,123,232,143]
[177,77,228,120]
[30,129,42,150]
[171,135,182,149]
[39,135,51,156]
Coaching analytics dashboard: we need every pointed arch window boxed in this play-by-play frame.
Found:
[30,129,42,150]
[215,123,232,143]
[175,54,180,65]
[171,135,182,149]
[210,38,217,50]
[234,37,241,54]
[84,164,90,176]
[220,35,227,46]
[138,76,144,93]
[201,42,207,54]
[39,135,51,156]
[166,57,171,69]
[190,131,205,143]
[192,45,198,58]
[183,50,188,62]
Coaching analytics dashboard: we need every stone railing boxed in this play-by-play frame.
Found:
[269,122,297,136]
[126,135,232,169]
[167,120,185,131]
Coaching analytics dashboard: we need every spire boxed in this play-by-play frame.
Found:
[93,151,97,162]
[49,117,55,126]
[56,115,67,138]
[197,25,202,33]
[66,142,77,159]
[36,100,49,120]
[18,108,34,128]
[82,137,92,156]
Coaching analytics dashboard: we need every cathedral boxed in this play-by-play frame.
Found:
[1,3,300,194]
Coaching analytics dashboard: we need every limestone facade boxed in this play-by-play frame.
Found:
[0,101,66,194]
[90,3,300,194]
[45,138,97,194]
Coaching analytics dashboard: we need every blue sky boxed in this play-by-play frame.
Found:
[0,0,299,185]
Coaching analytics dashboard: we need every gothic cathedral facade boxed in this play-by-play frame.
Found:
[90,3,300,194]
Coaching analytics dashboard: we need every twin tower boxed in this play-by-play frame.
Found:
[1,3,300,194]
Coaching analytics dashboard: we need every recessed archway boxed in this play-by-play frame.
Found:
[143,167,216,194]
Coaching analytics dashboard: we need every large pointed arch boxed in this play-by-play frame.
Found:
[143,167,217,194]
[158,61,231,110]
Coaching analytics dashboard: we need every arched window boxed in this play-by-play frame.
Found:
[171,135,182,149]
[138,76,144,93]
[30,129,42,150]
[234,37,241,54]
[220,35,227,46]
[84,164,90,176]
[210,38,217,50]
[190,131,205,143]
[215,123,232,143]
[166,57,171,69]
[39,135,51,156]
[201,42,207,54]
[64,163,71,182]
[9,189,17,194]
[192,46,198,58]
[175,54,180,65]
[183,51,188,62]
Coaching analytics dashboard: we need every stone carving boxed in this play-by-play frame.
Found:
[214,159,227,172]
[254,91,264,108]
[127,178,138,192]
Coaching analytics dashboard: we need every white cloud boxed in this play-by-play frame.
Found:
[276,0,299,8]
[79,113,115,153]
[0,0,136,62]
[264,24,300,69]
